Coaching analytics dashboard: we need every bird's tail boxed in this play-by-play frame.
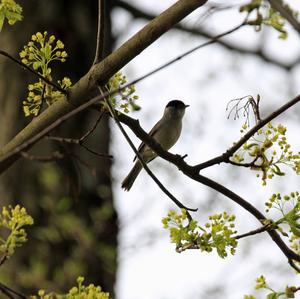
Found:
[121,161,142,191]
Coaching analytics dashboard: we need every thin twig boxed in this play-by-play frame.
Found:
[93,0,106,65]
[234,222,275,239]
[79,112,104,142]
[47,112,113,158]
[0,50,66,94]
[176,223,276,253]
[0,254,7,267]
[227,155,260,168]
[115,0,300,70]
[79,143,112,158]
[20,151,65,162]
[0,282,27,299]
[194,94,300,171]
[104,95,197,215]
[289,259,300,273]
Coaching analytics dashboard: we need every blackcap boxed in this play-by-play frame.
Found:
[122,100,189,191]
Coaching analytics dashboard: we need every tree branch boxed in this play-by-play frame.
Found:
[268,0,300,34]
[194,94,300,171]
[0,10,247,174]
[0,16,247,170]
[115,0,300,70]
[93,0,106,65]
[0,282,27,299]
[234,222,275,240]
[0,50,66,93]
[116,112,300,263]
[105,95,197,214]
[0,0,207,173]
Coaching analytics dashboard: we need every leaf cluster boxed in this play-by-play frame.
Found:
[234,122,300,185]
[19,31,72,116]
[265,192,300,254]
[244,275,299,298]
[0,0,22,31]
[162,209,237,258]
[0,205,33,260]
[240,0,298,39]
[104,71,140,113]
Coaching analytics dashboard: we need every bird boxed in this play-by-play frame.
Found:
[121,100,189,191]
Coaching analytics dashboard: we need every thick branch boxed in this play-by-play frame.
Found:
[117,112,300,263]
[0,0,207,172]
[115,0,300,70]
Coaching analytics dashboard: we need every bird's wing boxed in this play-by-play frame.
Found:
[133,120,161,162]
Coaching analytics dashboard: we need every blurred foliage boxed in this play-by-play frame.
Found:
[0,0,22,31]
[0,206,111,298]
[0,0,117,296]
[244,275,299,298]
[0,162,117,293]
[0,205,33,261]
[30,276,110,299]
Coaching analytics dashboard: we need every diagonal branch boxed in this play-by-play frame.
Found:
[0,282,27,299]
[115,0,300,70]
[268,0,300,34]
[0,50,66,93]
[0,0,208,173]
[234,222,275,240]
[105,95,197,214]
[195,94,300,171]
[0,13,248,173]
[116,112,300,263]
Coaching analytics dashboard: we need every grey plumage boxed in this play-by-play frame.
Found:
[121,100,188,191]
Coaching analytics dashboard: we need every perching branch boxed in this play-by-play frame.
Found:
[105,96,197,214]
[116,111,300,264]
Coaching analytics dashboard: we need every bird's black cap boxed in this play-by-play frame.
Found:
[166,100,189,109]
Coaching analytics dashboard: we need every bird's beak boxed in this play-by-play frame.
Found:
[185,104,190,108]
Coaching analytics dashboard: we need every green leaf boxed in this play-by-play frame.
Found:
[266,292,278,299]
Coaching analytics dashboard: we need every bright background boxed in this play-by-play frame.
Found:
[110,1,300,298]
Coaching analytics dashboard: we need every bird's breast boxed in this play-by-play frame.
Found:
[153,119,182,150]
